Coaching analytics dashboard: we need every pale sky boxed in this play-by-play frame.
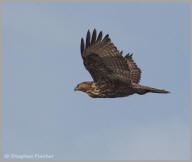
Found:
[2,2,190,160]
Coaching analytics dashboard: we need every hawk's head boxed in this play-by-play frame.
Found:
[74,82,92,92]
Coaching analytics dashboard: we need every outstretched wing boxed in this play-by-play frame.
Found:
[80,29,131,85]
[125,53,141,83]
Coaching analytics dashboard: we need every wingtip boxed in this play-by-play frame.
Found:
[80,38,84,54]
[97,31,103,42]
[86,30,91,48]
[102,34,110,42]
[87,30,91,36]
[91,29,97,45]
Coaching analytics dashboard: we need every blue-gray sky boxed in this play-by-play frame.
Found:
[2,2,190,160]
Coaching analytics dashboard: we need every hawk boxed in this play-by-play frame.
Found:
[74,29,169,98]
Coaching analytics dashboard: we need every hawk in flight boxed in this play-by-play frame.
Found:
[75,29,169,98]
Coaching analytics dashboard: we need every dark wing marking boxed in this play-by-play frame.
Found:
[125,53,141,83]
[81,29,131,85]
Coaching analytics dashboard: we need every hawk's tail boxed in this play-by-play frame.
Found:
[133,84,170,95]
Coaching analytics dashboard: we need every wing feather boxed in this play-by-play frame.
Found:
[81,29,131,85]
[96,31,102,42]
[80,38,84,54]
[125,53,141,83]
[91,29,96,45]
[86,30,91,48]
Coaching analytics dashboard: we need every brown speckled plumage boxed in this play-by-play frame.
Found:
[74,29,169,98]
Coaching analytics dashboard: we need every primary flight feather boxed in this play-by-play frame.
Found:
[75,29,169,98]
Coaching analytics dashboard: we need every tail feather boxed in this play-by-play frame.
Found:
[133,84,170,95]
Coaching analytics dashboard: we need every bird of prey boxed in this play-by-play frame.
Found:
[74,29,169,98]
